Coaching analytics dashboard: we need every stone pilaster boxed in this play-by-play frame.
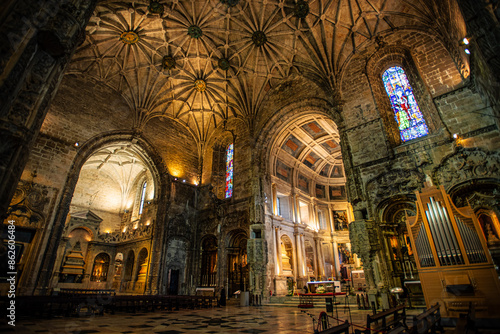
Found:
[0,0,98,218]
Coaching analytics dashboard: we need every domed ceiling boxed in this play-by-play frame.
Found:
[272,115,343,188]
[68,0,439,148]
[74,143,152,213]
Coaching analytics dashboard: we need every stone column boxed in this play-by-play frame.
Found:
[313,200,320,230]
[314,236,325,279]
[327,204,335,234]
[332,240,340,278]
[292,193,299,223]
[0,0,98,218]
[274,227,282,275]
[293,230,301,280]
[272,183,277,215]
[300,234,307,277]
[349,217,379,296]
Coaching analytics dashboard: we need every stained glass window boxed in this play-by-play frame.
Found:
[382,66,429,142]
[225,143,234,198]
[139,181,147,215]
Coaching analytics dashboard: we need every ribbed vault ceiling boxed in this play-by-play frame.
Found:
[68,0,438,147]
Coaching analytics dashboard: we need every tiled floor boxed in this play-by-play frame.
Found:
[0,301,431,334]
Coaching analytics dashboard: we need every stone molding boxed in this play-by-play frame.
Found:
[365,168,425,208]
[432,146,500,189]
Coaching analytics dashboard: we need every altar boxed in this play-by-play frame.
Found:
[306,280,341,293]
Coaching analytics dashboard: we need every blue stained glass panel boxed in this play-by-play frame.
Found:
[225,143,234,198]
[382,66,429,142]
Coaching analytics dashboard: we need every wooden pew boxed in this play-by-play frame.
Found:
[2,292,217,320]
[355,304,407,334]
[409,303,442,334]
[318,321,350,334]
[316,311,350,334]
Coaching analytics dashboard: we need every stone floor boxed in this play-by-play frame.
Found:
[0,300,429,334]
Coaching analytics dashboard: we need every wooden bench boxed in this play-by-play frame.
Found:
[1,292,217,319]
[409,303,442,334]
[57,288,116,296]
[355,304,407,334]
[56,288,116,316]
[318,321,350,334]
[315,312,350,334]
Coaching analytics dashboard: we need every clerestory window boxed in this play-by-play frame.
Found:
[382,66,429,142]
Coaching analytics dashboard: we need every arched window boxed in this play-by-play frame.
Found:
[139,181,147,215]
[225,143,234,198]
[382,66,429,142]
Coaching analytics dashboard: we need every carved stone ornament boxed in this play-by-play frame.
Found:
[252,31,267,47]
[366,169,425,207]
[148,1,164,15]
[294,0,310,19]
[97,224,152,243]
[432,147,500,189]
[218,58,231,71]
[221,0,239,7]
[167,213,193,240]
[188,25,203,39]
[5,181,53,228]
[194,79,207,92]
[452,186,500,210]
[162,55,176,70]
[349,219,380,258]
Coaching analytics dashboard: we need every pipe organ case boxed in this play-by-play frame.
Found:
[406,185,500,318]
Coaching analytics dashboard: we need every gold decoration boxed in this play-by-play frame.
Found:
[120,31,139,45]
[194,79,206,92]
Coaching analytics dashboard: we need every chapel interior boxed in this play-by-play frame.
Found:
[1,0,500,327]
